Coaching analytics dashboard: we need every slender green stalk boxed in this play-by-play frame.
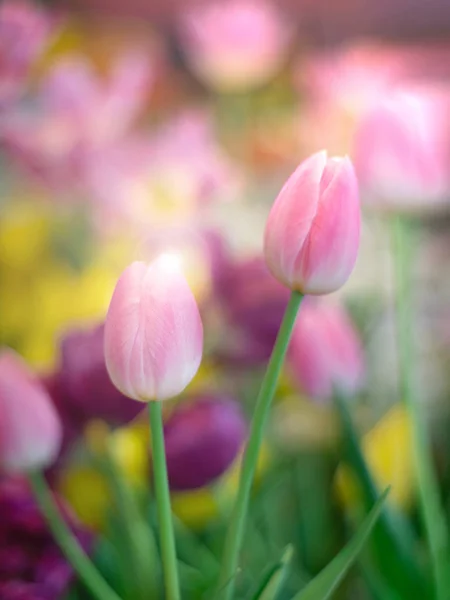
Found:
[29,471,122,600]
[149,401,180,600]
[391,215,449,600]
[216,291,304,599]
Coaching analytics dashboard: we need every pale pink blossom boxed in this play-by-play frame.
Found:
[0,349,62,472]
[85,111,240,227]
[2,50,152,191]
[264,150,361,295]
[178,0,293,92]
[0,1,55,109]
[104,256,203,402]
[288,300,364,400]
[353,86,450,211]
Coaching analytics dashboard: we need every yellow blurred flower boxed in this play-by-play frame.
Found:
[60,419,150,531]
[335,405,415,510]
[172,488,220,531]
[0,202,51,270]
[59,465,111,531]
[110,421,150,489]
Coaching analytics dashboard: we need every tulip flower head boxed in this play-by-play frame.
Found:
[104,254,203,402]
[0,349,62,472]
[288,300,364,401]
[178,0,293,93]
[164,394,248,491]
[264,151,361,295]
[354,87,450,211]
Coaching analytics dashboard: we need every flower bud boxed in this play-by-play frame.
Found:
[264,151,360,295]
[0,350,62,471]
[104,255,203,402]
[288,300,364,400]
[164,395,247,490]
[178,0,293,93]
[354,87,450,212]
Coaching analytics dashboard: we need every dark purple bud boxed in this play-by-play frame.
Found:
[58,323,143,426]
[213,255,289,365]
[0,476,91,599]
[164,395,247,491]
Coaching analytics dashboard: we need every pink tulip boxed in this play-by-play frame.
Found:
[288,300,364,400]
[104,255,203,402]
[2,50,152,192]
[353,87,450,211]
[178,0,293,93]
[264,150,361,295]
[0,1,55,109]
[0,350,62,472]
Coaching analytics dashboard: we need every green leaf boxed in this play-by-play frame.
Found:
[334,394,429,599]
[249,545,294,600]
[291,488,389,600]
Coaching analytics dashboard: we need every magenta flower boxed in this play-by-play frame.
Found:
[213,253,290,365]
[288,300,365,400]
[0,476,91,600]
[104,256,203,402]
[0,1,54,109]
[178,0,293,92]
[164,394,248,490]
[0,350,62,472]
[354,86,450,212]
[57,324,143,424]
[264,151,361,295]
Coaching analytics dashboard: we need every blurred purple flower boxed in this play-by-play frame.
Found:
[0,476,91,600]
[164,395,247,490]
[213,253,290,365]
[43,324,143,456]
[2,50,152,193]
[58,323,144,424]
[178,0,294,92]
[0,1,55,110]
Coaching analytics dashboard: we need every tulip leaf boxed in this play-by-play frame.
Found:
[291,488,389,600]
[334,394,429,599]
[248,545,294,600]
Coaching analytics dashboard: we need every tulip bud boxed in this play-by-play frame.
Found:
[58,324,143,425]
[264,151,360,295]
[178,0,293,93]
[288,300,364,400]
[0,350,62,471]
[164,395,248,490]
[353,88,450,211]
[104,255,203,402]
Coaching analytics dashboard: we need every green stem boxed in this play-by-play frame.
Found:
[29,471,121,600]
[216,290,304,599]
[391,215,449,600]
[149,401,180,600]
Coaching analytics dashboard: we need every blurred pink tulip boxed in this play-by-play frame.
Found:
[85,110,240,228]
[0,0,55,109]
[353,87,450,211]
[0,350,62,472]
[104,255,203,402]
[288,300,364,400]
[2,50,152,192]
[264,150,361,295]
[178,0,293,92]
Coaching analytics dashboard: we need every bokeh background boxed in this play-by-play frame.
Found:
[2,1,450,598]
